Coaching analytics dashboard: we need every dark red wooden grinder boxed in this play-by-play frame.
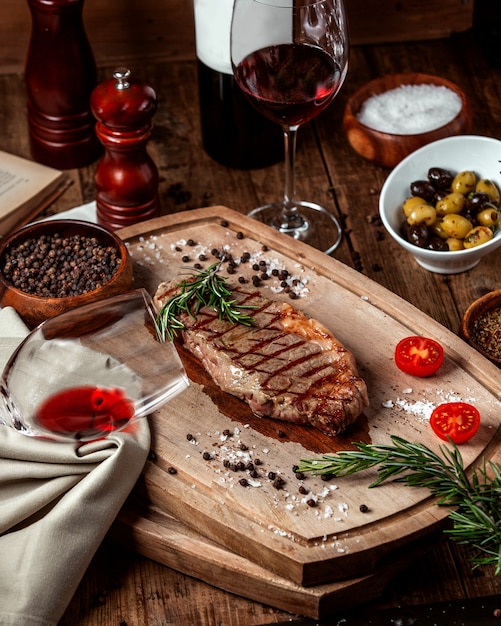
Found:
[90,68,160,230]
[25,0,102,169]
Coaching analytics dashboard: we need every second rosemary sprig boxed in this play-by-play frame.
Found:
[156,261,256,341]
[297,435,501,574]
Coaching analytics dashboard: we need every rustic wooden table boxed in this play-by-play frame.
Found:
[1,25,501,626]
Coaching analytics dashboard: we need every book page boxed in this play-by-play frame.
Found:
[0,151,69,235]
[0,152,63,217]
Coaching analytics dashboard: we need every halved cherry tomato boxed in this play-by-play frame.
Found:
[430,402,480,444]
[394,336,444,377]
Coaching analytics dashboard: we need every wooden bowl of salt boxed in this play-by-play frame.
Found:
[343,73,472,168]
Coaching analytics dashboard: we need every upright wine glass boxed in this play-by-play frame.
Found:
[231,0,348,254]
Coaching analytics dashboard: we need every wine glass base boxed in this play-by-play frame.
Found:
[248,201,343,255]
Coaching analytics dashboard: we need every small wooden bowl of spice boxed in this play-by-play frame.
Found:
[0,219,133,328]
[343,73,472,168]
[461,290,501,366]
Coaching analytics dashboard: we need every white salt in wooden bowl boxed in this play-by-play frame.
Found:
[343,73,472,168]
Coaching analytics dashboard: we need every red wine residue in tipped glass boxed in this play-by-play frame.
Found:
[234,43,341,127]
[34,386,135,437]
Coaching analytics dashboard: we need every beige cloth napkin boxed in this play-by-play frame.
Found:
[0,306,151,626]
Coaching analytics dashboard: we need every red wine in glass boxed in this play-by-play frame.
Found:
[231,0,349,255]
[34,386,135,437]
[234,43,342,128]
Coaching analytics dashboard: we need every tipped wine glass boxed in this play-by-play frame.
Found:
[0,289,189,442]
[231,0,348,254]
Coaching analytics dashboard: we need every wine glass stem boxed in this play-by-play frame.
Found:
[274,125,307,232]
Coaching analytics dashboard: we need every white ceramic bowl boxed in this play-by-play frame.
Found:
[379,135,501,274]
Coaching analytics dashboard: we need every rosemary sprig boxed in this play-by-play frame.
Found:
[297,435,501,574]
[156,261,256,341]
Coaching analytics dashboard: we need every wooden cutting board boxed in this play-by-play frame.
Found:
[117,206,501,590]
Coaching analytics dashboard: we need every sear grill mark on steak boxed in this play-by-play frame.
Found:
[154,281,369,436]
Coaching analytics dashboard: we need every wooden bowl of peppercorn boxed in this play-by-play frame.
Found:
[461,289,501,367]
[0,219,133,328]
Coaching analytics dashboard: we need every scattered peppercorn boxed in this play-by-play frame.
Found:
[298,485,309,495]
[202,451,212,461]
[307,498,317,507]
[272,477,285,490]
[239,478,249,487]
[167,467,177,475]
[359,504,369,513]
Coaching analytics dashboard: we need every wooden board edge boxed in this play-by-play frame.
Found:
[111,501,433,620]
[141,460,449,587]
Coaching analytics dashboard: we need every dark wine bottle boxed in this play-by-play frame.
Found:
[194,0,283,170]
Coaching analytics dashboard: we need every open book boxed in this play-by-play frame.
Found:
[0,151,72,237]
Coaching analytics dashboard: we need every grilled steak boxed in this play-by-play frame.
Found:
[154,281,369,436]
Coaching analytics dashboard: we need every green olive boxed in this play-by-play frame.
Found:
[430,218,449,239]
[463,225,494,248]
[402,195,427,218]
[477,208,499,227]
[475,179,500,206]
[435,192,465,216]
[407,204,437,226]
[451,170,476,195]
[440,214,473,239]
[446,237,465,251]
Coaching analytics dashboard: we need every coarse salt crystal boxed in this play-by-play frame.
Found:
[357,84,462,135]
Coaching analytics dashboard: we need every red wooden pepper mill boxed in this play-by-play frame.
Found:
[90,68,160,230]
[25,0,102,169]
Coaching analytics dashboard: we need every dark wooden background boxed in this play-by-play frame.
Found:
[1,1,501,623]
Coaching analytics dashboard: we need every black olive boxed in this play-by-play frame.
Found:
[410,180,436,201]
[434,189,448,203]
[408,223,430,248]
[400,220,411,240]
[428,237,448,251]
[465,191,491,212]
[462,207,478,225]
[428,167,454,191]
